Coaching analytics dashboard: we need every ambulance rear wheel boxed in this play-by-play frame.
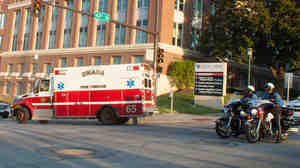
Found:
[16,107,30,124]
[118,117,129,124]
[100,107,118,125]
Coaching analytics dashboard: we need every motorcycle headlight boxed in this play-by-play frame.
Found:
[240,111,247,117]
[251,109,258,115]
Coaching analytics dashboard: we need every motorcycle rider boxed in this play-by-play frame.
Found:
[240,85,257,107]
[262,82,283,142]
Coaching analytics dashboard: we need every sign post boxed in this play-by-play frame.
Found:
[285,73,293,101]
[170,89,174,113]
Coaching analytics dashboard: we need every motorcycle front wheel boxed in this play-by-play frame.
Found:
[246,120,260,143]
[216,118,232,138]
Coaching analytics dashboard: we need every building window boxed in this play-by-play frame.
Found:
[6,82,11,95]
[12,10,21,51]
[60,57,67,67]
[210,2,216,16]
[0,13,5,28]
[134,56,144,63]
[79,0,90,47]
[64,1,73,48]
[94,56,102,65]
[77,57,84,67]
[138,0,149,8]
[17,82,24,95]
[172,23,183,47]
[136,19,148,44]
[115,24,125,45]
[175,0,185,11]
[24,9,32,50]
[63,29,71,48]
[99,0,107,12]
[113,56,122,64]
[8,64,13,75]
[32,63,38,74]
[193,0,203,18]
[117,0,127,11]
[49,31,56,49]
[49,6,58,49]
[79,27,88,47]
[36,7,45,50]
[45,63,52,75]
[96,24,106,46]
[20,63,25,75]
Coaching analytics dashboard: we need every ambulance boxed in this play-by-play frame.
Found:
[13,64,154,124]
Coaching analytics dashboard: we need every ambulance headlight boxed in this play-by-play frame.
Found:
[251,109,258,115]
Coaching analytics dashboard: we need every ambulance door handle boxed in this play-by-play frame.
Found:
[61,93,66,97]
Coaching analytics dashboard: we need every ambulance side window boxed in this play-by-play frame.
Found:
[144,79,148,88]
[40,80,50,92]
[148,79,152,88]
[33,80,40,94]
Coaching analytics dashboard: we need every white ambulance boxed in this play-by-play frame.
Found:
[13,64,154,124]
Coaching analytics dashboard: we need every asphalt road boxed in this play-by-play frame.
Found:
[0,117,300,168]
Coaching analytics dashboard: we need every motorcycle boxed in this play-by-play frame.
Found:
[280,105,297,140]
[246,100,296,143]
[216,99,256,138]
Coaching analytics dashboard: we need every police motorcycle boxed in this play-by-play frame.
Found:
[216,99,257,138]
[246,99,296,143]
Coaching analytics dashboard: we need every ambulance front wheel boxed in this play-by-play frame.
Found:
[16,107,30,124]
[98,107,118,125]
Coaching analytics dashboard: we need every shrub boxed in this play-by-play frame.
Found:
[167,60,195,90]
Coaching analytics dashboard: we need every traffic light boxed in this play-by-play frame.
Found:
[157,48,164,64]
[32,0,41,16]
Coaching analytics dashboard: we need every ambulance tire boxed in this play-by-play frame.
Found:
[118,117,130,125]
[16,107,30,124]
[99,107,118,125]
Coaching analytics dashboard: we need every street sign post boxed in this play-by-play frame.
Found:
[93,12,110,22]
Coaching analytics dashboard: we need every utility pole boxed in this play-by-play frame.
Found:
[153,0,159,99]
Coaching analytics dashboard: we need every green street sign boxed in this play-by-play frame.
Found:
[94,12,110,22]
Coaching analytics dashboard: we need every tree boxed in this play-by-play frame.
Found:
[200,0,300,94]
[167,60,195,90]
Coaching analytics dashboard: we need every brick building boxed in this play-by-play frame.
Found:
[0,0,212,97]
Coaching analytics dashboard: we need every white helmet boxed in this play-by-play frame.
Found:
[265,82,275,90]
[248,85,255,92]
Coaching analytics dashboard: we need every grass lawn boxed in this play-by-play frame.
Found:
[156,91,220,115]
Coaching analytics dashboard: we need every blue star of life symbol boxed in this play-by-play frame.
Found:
[57,82,64,90]
[127,79,135,88]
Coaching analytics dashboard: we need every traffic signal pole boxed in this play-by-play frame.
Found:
[153,0,159,100]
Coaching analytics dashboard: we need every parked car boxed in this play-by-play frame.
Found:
[0,102,11,118]
[286,97,300,123]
